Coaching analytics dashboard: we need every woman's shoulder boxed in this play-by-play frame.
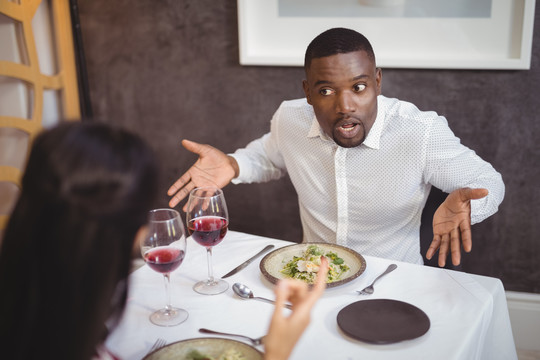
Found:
[93,345,121,360]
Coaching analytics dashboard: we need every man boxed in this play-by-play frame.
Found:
[168,28,504,267]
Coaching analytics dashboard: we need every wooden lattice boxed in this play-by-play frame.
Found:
[0,0,81,230]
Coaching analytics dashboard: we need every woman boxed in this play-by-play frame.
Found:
[0,122,158,359]
[0,121,327,360]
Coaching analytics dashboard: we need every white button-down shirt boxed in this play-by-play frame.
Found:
[231,96,504,264]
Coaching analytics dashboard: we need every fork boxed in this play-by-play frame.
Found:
[357,264,397,295]
[199,328,265,346]
[146,338,166,355]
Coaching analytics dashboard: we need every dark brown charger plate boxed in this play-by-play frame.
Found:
[337,299,430,344]
[259,243,366,288]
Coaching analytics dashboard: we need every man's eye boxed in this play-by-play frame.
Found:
[320,88,334,96]
[354,84,366,92]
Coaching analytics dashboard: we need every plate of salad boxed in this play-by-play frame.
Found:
[143,337,263,360]
[259,243,366,288]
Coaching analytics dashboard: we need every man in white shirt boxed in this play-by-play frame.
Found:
[167,28,504,267]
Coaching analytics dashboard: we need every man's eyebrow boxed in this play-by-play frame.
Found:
[353,74,369,80]
[314,79,331,87]
[313,74,369,87]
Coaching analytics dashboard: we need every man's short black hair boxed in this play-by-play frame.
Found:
[304,28,376,69]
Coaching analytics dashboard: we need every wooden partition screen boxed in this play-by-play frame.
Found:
[0,0,81,231]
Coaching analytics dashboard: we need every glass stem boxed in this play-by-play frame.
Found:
[163,273,172,313]
[206,247,214,283]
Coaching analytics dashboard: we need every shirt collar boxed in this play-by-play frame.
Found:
[307,117,329,140]
[361,97,385,150]
[306,96,385,149]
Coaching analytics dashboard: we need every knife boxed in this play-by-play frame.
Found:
[221,244,275,278]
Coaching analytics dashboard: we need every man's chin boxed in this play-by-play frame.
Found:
[333,136,365,148]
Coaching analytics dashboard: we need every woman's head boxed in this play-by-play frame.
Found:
[21,121,158,227]
[0,121,158,358]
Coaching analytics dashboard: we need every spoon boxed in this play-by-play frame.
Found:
[232,283,292,309]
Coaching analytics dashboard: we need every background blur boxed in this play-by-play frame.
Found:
[75,1,539,293]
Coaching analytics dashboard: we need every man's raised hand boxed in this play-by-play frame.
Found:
[167,139,238,210]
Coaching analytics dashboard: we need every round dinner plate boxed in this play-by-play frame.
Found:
[143,337,263,360]
[337,299,430,344]
[259,243,366,288]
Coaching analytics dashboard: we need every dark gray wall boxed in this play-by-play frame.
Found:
[78,1,539,293]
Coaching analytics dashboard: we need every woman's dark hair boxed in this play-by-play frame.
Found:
[0,122,158,359]
[304,27,376,70]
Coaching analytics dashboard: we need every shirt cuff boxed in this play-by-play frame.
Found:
[229,153,247,184]
[470,197,488,225]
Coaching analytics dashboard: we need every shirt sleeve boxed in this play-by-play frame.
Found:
[229,105,287,184]
[423,116,505,224]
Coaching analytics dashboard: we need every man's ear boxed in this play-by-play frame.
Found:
[375,67,383,95]
[302,79,312,104]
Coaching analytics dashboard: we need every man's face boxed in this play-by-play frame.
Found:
[303,50,382,148]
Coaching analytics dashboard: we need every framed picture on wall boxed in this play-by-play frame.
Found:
[237,0,536,70]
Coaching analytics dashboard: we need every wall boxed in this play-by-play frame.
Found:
[77,1,539,293]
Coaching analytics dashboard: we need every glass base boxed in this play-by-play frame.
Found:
[193,278,229,295]
[149,307,188,327]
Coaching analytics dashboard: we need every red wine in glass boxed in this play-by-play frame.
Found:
[187,216,228,248]
[144,247,185,274]
[141,208,188,326]
[186,187,229,295]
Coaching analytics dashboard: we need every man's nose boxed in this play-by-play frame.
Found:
[336,91,356,114]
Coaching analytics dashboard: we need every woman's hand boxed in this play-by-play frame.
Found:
[263,257,329,360]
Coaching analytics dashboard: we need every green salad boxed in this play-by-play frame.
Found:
[186,348,246,360]
[280,245,350,284]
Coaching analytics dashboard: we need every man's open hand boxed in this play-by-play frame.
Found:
[167,140,238,210]
[426,187,488,267]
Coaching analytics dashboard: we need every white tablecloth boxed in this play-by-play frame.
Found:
[106,231,517,360]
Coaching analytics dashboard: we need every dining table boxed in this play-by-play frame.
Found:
[106,230,518,360]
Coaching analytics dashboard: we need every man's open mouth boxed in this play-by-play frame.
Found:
[339,123,358,132]
[335,120,362,139]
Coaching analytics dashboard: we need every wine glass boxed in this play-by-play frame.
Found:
[141,208,188,326]
[186,187,229,295]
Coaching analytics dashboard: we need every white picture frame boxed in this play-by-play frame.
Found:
[237,0,536,70]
